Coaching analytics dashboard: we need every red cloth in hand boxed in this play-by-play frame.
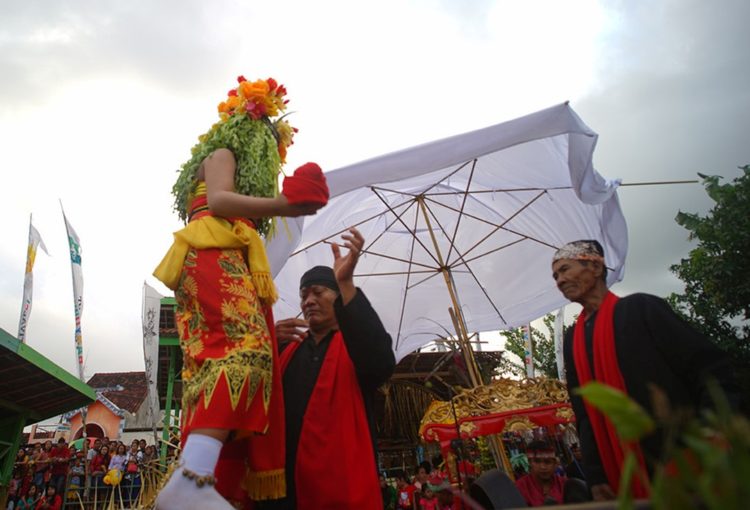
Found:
[281,162,329,206]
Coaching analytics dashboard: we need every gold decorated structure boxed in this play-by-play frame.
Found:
[420,377,570,435]
[419,377,574,479]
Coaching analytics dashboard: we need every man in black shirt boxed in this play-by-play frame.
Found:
[267,227,396,509]
[552,239,737,501]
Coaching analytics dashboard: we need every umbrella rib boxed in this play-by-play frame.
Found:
[446,159,477,264]
[426,185,572,196]
[422,196,509,324]
[352,248,436,271]
[424,190,548,261]
[289,195,415,256]
[371,188,442,267]
[420,159,474,195]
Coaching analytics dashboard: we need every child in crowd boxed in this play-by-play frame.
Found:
[396,470,417,509]
[67,456,85,501]
[418,486,439,510]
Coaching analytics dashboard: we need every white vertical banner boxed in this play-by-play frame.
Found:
[142,282,164,444]
[554,306,566,381]
[18,215,49,342]
[523,324,535,378]
[62,205,85,381]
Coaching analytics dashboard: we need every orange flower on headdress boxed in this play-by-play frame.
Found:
[214,75,297,157]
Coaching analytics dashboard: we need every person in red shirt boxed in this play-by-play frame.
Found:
[48,438,70,496]
[515,441,566,506]
[395,470,417,509]
[35,484,62,510]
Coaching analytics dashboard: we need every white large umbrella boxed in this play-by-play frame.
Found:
[267,102,628,364]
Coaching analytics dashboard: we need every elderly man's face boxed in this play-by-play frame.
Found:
[300,285,338,333]
[552,259,599,303]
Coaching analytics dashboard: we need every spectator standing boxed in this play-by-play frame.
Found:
[32,441,52,492]
[380,473,397,510]
[109,444,127,472]
[552,240,740,500]
[124,441,144,505]
[48,439,70,496]
[89,444,110,500]
[67,456,85,502]
[418,486,439,510]
[395,470,417,509]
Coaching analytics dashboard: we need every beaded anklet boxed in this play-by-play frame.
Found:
[181,467,216,488]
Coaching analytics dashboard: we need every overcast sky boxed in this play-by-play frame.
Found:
[1,0,748,378]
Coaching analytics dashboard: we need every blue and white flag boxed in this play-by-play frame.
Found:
[18,215,49,342]
[62,206,85,381]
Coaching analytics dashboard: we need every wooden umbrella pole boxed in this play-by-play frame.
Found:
[417,197,483,386]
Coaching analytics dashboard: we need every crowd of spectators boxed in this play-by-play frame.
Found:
[6,436,164,510]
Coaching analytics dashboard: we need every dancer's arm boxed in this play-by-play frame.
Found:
[204,148,321,219]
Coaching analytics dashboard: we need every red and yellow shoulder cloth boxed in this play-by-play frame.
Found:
[573,291,650,498]
[281,332,382,510]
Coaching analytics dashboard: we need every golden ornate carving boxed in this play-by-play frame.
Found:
[459,421,477,437]
[555,406,575,421]
[503,415,536,433]
[419,377,570,437]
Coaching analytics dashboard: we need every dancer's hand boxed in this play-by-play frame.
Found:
[275,194,323,217]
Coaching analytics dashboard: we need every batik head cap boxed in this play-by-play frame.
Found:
[552,239,605,264]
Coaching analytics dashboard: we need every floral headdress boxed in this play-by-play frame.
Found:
[217,76,297,162]
[172,76,298,236]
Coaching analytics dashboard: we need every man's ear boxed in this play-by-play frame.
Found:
[592,260,605,280]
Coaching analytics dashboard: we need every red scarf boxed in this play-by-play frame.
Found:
[281,332,382,510]
[572,291,650,497]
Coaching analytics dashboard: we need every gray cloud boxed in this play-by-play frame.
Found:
[576,0,750,298]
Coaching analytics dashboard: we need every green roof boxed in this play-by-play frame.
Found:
[0,328,96,424]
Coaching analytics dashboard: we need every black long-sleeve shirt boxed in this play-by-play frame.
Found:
[563,293,739,486]
[268,288,395,509]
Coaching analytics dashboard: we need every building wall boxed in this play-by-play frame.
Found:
[69,401,121,440]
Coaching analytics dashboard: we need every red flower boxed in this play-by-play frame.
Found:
[228,89,238,97]
[267,78,278,90]
[237,75,247,83]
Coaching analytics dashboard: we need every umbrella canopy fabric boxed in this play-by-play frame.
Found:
[268,103,627,362]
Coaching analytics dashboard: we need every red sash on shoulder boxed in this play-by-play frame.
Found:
[281,332,382,510]
[573,291,650,497]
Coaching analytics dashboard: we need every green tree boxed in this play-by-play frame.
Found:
[667,166,750,366]
[498,314,565,379]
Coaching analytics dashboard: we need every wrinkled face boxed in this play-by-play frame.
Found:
[300,285,338,333]
[529,455,557,482]
[551,259,600,304]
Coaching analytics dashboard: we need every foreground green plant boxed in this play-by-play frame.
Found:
[577,381,750,510]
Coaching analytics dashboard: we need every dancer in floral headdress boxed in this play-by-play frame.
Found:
[154,76,329,510]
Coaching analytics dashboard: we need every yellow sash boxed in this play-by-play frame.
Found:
[153,215,277,305]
